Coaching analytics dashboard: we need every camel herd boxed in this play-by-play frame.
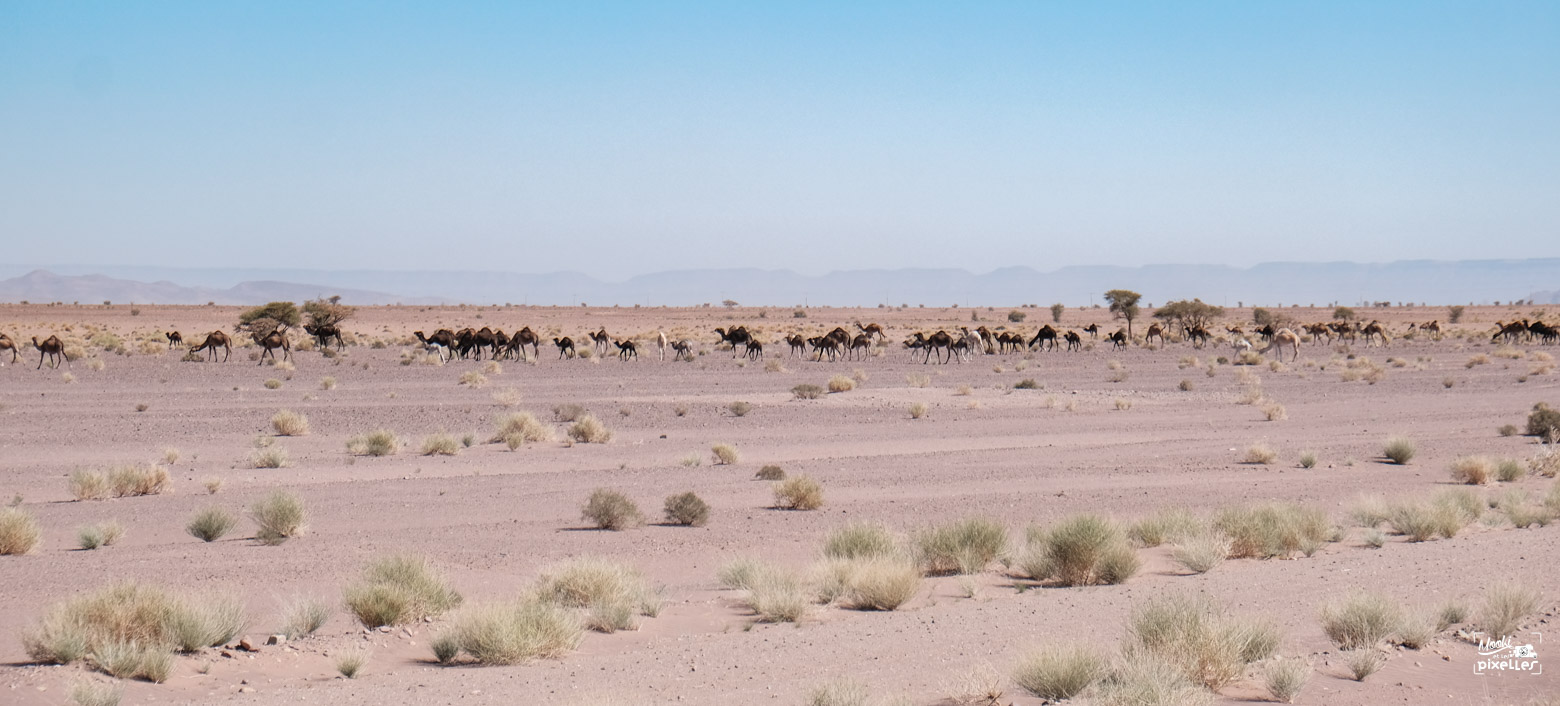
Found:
[1,315,1556,371]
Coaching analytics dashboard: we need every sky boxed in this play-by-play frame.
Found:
[1,2,1557,280]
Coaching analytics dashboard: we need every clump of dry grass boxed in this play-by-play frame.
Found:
[250,490,307,545]
[1449,456,1494,484]
[534,557,660,633]
[69,680,123,706]
[344,554,463,628]
[1127,507,1203,548]
[1319,592,1401,650]
[263,378,282,390]
[906,373,931,388]
[711,443,740,465]
[0,507,42,555]
[1171,530,1230,574]
[1214,502,1333,559]
[1343,649,1384,681]
[824,522,900,561]
[755,465,785,481]
[1496,458,1525,482]
[335,647,368,678]
[728,401,753,417]
[347,429,401,456]
[77,521,125,550]
[1242,442,1278,465]
[1382,436,1416,465]
[459,371,488,388]
[1480,583,1540,637]
[818,555,922,611]
[581,489,644,530]
[827,375,856,393]
[567,415,613,443]
[491,387,523,407]
[806,678,870,706]
[107,464,170,497]
[22,582,245,679]
[1011,645,1109,700]
[421,432,461,456]
[909,402,929,419]
[720,558,808,623]
[1264,657,1312,702]
[1015,514,1139,586]
[1261,401,1287,421]
[249,445,289,469]
[186,507,235,542]
[69,469,111,501]
[433,596,583,665]
[663,492,710,527]
[792,384,824,400]
[1122,593,1280,690]
[1092,653,1213,706]
[913,517,1007,575]
[773,475,823,510]
[279,595,332,639]
[271,409,309,436]
[492,411,554,448]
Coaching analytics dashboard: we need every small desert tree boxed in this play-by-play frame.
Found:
[1448,305,1465,324]
[1333,306,1356,321]
[303,297,356,328]
[1154,299,1224,332]
[1103,290,1142,338]
[239,301,301,334]
[1050,303,1065,323]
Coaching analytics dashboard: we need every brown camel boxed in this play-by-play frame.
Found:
[505,327,541,361]
[1492,320,1527,344]
[0,333,17,363]
[918,330,955,364]
[1144,323,1165,346]
[855,322,886,343]
[715,327,754,358]
[1259,328,1300,362]
[670,339,693,361]
[846,333,872,361]
[614,339,637,361]
[33,335,66,369]
[1106,330,1128,350]
[253,329,291,366]
[1029,325,1059,351]
[165,331,183,349]
[1303,323,1331,345]
[553,337,576,359]
[1082,323,1100,339]
[189,331,231,362]
[1064,330,1083,351]
[589,328,610,355]
[303,324,344,350]
[414,330,456,361]
[785,334,807,357]
[745,340,763,360]
[1361,320,1389,347]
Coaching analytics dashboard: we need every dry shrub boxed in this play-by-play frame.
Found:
[270,409,310,436]
[263,378,282,390]
[77,521,124,550]
[186,507,236,542]
[1449,456,1494,484]
[720,558,807,623]
[344,554,462,628]
[1171,530,1230,574]
[1382,436,1416,465]
[1480,583,1540,637]
[1343,649,1384,681]
[663,492,710,527]
[792,384,824,400]
[827,375,856,393]
[1011,644,1109,700]
[909,402,929,419]
[755,465,785,481]
[1092,653,1213,706]
[1261,401,1287,421]
[1496,458,1525,482]
[728,401,753,417]
[1127,507,1202,547]
[1264,657,1312,703]
[1214,503,1333,559]
[249,445,289,469]
[906,373,931,388]
[1016,514,1139,586]
[69,469,110,501]
[825,555,921,611]
[491,387,523,407]
[279,595,332,639]
[711,443,740,465]
[335,647,368,678]
[567,415,613,443]
[535,557,660,633]
[109,464,170,497]
[913,517,1007,575]
[435,596,583,665]
[807,678,869,706]
[493,411,554,447]
[347,429,401,456]
[581,489,644,530]
[1349,494,1391,527]
[1529,403,1560,438]
[459,371,488,388]
[1242,443,1278,465]
[1122,593,1279,690]
[823,522,899,560]
[0,507,42,555]
[1319,592,1401,650]
[69,680,123,706]
[22,582,244,678]
[421,432,461,456]
[773,475,823,510]
[250,490,307,545]
[553,403,588,422]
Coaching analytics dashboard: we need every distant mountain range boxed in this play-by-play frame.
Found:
[0,260,1556,307]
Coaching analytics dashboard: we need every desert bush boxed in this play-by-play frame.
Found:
[909,402,929,419]
[711,443,740,465]
[421,432,461,456]
[1261,402,1287,421]
[1011,644,1108,700]
[23,582,245,677]
[186,507,236,542]
[663,492,710,527]
[1242,443,1277,465]
[1178,379,1194,392]
[69,680,123,706]
[1127,507,1202,547]
[334,648,368,678]
[1496,458,1525,482]
[1214,502,1333,559]
[165,593,246,652]
[345,554,462,628]
[728,401,753,417]
[1345,649,1384,681]
[250,490,307,544]
[1449,456,1494,484]
[1529,403,1560,438]
[913,517,1007,575]
[279,595,332,639]
[436,596,583,665]
[792,384,824,400]
[1349,494,1391,527]
[1363,529,1387,548]
[755,465,785,481]
[721,559,808,622]
[535,557,660,632]
[70,469,111,501]
[492,411,554,447]
[823,522,899,560]
[1092,653,1213,706]
[77,521,124,551]
[249,445,289,469]
[1480,583,1540,638]
[1014,378,1039,389]
[1382,436,1416,465]
[774,475,823,510]
[581,489,644,530]
[458,371,488,388]
[0,507,41,555]
[1017,514,1139,586]
[1395,612,1437,649]
[1263,657,1311,703]
[567,415,613,443]
[263,378,282,390]
[347,429,401,456]
[827,375,856,393]
[1171,530,1230,574]
[828,555,921,611]
[1122,593,1279,690]
[270,409,309,436]
[906,373,931,388]
[552,403,588,422]
[109,464,170,497]
[807,678,869,706]
[1320,592,1401,650]
[319,376,337,391]
[1437,599,1469,632]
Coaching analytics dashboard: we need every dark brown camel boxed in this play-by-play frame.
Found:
[165,331,183,349]
[670,339,694,361]
[745,340,763,360]
[1083,323,1100,339]
[33,335,65,369]
[589,328,610,356]
[715,327,754,358]
[0,333,17,363]
[1492,320,1527,344]
[303,324,344,351]
[253,329,291,365]
[918,330,954,364]
[414,330,455,361]
[189,331,231,362]
[1106,330,1128,350]
[1028,325,1058,351]
[614,339,637,361]
[553,337,576,359]
[507,327,541,361]
[1064,330,1083,351]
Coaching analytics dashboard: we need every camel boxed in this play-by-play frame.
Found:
[1028,325,1058,351]
[855,322,886,343]
[915,330,954,364]
[1106,330,1128,350]
[589,328,610,356]
[949,336,970,363]
[715,327,754,358]
[1303,323,1331,345]
[1225,325,1244,338]
[1064,330,1083,351]
[901,336,926,360]
[165,331,183,349]
[997,331,1024,353]
[847,333,872,361]
[745,340,763,360]
[1329,321,1357,344]
[1259,328,1300,362]
[1419,320,1441,340]
[449,328,478,359]
[1233,337,1253,355]
[553,337,576,359]
[189,331,231,362]
[415,330,456,362]
[1255,325,1276,342]
[958,327,984,357]
[975,326,997,353]
[252,329,291,366]
[1183,325,1210,348]
[1082,323,1100,339]
[809,333,844,362]
[1361,321,1389,347]
[1530,321,1558,345]
[1144,323,1166,346]
[670,339,694,361]
[1492,320,1527,344]
[507,327,541,361]
[785,334,807,358]
[656,331,668,362]
[303,324,344,351]
[0,333,17,363]
[33,335,66,369]
[614,339,638,361]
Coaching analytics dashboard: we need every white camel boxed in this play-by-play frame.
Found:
[656,330,668,362]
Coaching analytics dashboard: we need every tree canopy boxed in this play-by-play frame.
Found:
[1103,289,1142,336]
[238,301,300,333]
[1153,299,1224,330]
[303,297,356,328]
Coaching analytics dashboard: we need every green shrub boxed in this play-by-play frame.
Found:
[581,489,644,530]
[186,507,236,543]
[663,492,710,527]
[250,490,307,544]
[1017,514,1139,586]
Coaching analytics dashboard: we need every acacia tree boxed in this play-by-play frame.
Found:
[1051,303,1065,323]
[1153,298,1224,331]
[1103,289,1142,338]
[238,301,301,334]
[303,296,356,328]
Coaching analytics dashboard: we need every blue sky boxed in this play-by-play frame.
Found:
[1,2,1556,279]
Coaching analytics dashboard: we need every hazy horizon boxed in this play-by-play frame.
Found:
[3,3,1557,280]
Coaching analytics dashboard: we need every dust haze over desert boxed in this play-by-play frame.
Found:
[2,4,1560,706]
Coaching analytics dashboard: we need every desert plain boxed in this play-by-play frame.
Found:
[0,302,1557,706]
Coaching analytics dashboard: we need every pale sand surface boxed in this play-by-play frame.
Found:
[1,303,1556,705]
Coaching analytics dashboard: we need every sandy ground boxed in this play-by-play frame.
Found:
[1,303,1558,705]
